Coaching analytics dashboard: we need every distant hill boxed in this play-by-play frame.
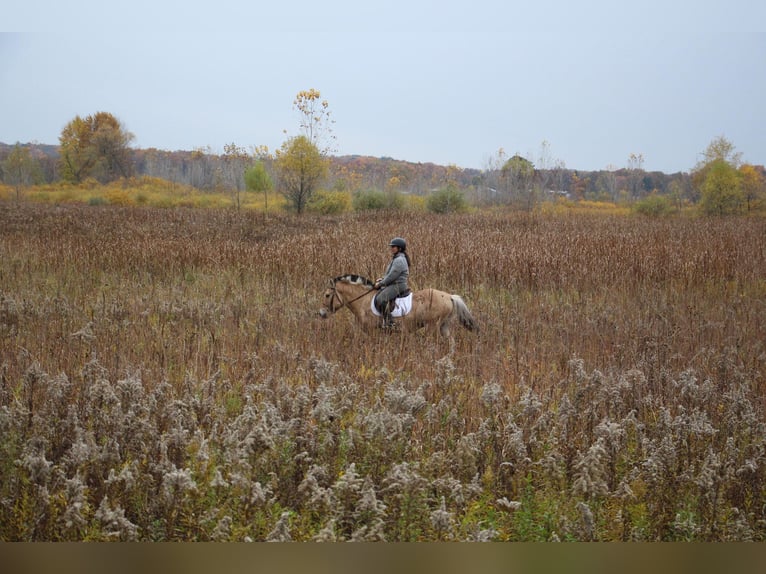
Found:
[1,141,694,201]
[0,141,59,158]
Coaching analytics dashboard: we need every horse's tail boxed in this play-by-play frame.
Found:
[451,295,478,332]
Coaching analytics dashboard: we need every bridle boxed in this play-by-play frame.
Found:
[325,281,375,314]
[325,284,344,314]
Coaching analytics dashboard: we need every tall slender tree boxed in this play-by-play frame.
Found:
[293,88,337,156]
[244,160,273,213]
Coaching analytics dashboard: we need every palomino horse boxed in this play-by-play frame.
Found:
[319,274,478,336]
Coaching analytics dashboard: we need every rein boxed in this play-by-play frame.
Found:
[330,282,375,311]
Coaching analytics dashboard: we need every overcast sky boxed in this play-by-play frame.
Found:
[2,1,765,173]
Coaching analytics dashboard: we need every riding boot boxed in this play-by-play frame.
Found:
[381,299,396,329]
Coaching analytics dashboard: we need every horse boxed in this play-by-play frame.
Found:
[319,274,478,337]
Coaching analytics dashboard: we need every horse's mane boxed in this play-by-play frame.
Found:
[333,274,374,287]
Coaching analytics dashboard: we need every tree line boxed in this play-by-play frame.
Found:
[1,91,764,214]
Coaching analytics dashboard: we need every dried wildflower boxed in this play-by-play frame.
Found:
[361,398,417,443]
[332,463,364,503]
[211,515,232,541]
[480,382,504,409]
[534,445,565,485]
[464,524,498,542]
[309,357,338,384]
[313,518,338,542]
[568,357,588,386]
[595,419,626,447]
[384,380,426,416]
[105,462,137,493]
[615,476,635,501]
[94,496,139,541]
[381,460,429,531]
[351,479,388,541]
[0,405,12,435]
[735,457,759,480]
[210,468,229,489]
[61,429,94,472]
[266,511,292,542]
[243,481,271,507]
[115,371,145,405]
[434,355,461,389]
[454,433,479,482]
[59,474,88,535]
[80,357,109,386]
[429,496,454,537]
[19,448,52,487]
[311,383,339,424]
[161,466,197,503]
[695,447,723,495]
[240,422,275,458]
[501,419,529,466]
[0,293,21,332]
[572,438,609,499]
[298,464,332,511]
[70,321,96,343]
[643,431,678,484]
[725,508,754,542]
[518,387,543,420]
[496,497,522,511]
[577,501,595,541]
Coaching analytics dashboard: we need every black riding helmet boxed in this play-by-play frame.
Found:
[389,237,407,250]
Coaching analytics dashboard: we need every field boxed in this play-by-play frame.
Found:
[1,201,765,541]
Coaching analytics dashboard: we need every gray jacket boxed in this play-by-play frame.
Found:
[379,252,409,294]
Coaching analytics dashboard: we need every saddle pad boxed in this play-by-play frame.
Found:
[371,293,413,317]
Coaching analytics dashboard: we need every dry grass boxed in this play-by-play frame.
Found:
[1,201,765,540]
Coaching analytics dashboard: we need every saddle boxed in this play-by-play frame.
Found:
[371,291,413,317]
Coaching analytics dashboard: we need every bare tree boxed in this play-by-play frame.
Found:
[222,143,252,209]
[2,143,40,200]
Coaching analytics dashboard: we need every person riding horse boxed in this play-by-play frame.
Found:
[374,237,411,328]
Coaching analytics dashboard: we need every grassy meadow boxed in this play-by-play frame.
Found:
[1,199,765,541]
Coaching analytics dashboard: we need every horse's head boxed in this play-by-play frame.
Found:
[319,279,340,318]
[318,275,374,318]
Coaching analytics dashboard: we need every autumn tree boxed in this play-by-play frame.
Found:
[697,135,742,168]
[59,112,134,183]
[699,159,744,215]
[693,136,746,215]
[2,144,41,200]
[691,135,741,198]
[501,154,536,209]
[738,164,765,212]
[274,135,328,214]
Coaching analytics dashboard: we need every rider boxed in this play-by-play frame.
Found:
[374,237,411,328]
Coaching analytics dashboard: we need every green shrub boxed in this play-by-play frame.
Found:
[353,189,405,211]
[633,194,674,217]
[353,189,386,210]
[427,185,466,214]
[308,190,351,214]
